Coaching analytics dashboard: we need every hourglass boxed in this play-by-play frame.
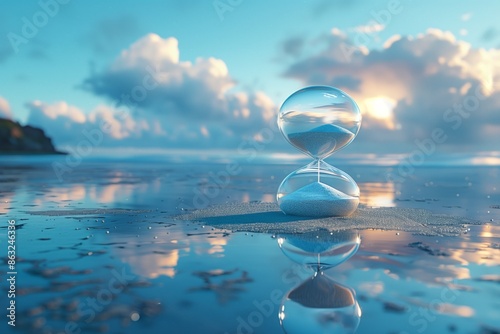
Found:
[277,86,362,217]
[277,231,362,334]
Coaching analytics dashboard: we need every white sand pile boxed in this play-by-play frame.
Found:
[280,182,358,217]
[175,202,482,236]
[288,124,354,157]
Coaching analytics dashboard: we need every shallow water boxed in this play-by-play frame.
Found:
[0,157,499,334]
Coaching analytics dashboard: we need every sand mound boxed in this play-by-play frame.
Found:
[280,182,358,217]
[288,124,354,157]
[175,202,481,236]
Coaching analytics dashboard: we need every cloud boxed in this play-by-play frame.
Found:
[283,28,500,152]
[461,12,472,22]
[83,33,232,116]
[87,105,148,140]
[81,33,277,148]
[0,96,12,119]
[351,23,385,34]
[26,101,91,144]
[482,27,499,42]
[24,34,278,150]
[82,16,140,54]
[282,36,306,57]
[26,100,158,147]
[25,100,150,148]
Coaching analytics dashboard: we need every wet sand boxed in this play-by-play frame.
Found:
[176,202,481,236]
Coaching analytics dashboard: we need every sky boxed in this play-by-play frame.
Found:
[1,0,500,157]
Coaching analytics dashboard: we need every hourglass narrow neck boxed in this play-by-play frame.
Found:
[316,159,320,183]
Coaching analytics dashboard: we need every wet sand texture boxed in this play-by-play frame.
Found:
[176,202,481,236]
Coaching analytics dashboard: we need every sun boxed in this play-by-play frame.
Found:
[363,96,397,129]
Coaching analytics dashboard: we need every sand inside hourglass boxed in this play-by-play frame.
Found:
[287,124,355,158]
[280,182,359,217]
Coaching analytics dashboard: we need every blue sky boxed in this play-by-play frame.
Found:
[1,0,500,157]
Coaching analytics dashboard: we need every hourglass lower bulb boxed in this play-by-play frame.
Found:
[277,86,362,217]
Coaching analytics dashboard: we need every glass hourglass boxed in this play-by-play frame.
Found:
[277,231,362,334]
[277,86,362,217]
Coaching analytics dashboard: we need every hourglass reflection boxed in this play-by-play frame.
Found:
[277,86,362,217]
[277,231,361,334]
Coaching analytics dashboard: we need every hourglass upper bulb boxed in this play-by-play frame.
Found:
[278,86,362,160]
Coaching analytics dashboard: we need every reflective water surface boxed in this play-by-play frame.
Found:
[0,157,499,333]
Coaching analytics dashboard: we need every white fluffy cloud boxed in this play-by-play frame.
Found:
[82,33,276,147]
[27,101,87,145]
[26,101,148,147]
[25,34,278,150]
[0,96,12,119]
[284,28,500,152]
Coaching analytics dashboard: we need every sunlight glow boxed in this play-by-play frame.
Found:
[363,97,397,129]
[470,157,500,165]
[360,182,396,207]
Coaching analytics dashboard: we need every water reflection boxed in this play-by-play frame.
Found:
[110,229,230,280]
[277,230,361,334]
[278,231,360,270]
[125,249,179,278]
[359,182,396,207]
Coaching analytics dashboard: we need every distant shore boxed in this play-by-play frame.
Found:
[0,117,66,155]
